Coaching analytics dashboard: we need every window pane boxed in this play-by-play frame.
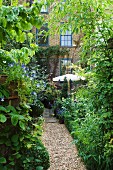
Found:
[38,0,48,13]
[67,36,71,41]
[65,30,71,35]
[60,25,72,47]
[61,36,65,41]
[60,35,72,47]
[38,35,48,45]
[67,41,71,46]
[61,41,65,46]
[65,41,68,46]
[41,6,48,13]
[63,36,67,41]
[60,58,72,75]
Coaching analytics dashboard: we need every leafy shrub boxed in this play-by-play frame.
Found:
[72,113,104,170]
[0,2,50,170]
[30,100,44,117]
[61,77,68,99]
[63,87,113,170]
[0,105,50,170]
[20,139,50,170]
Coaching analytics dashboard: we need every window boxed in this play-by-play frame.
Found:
[60,58,72,75]
[27,0,32,6]
[36,24,49,46]
[38,0,48,13]
[60,28,72,47]
[29,0,48,13]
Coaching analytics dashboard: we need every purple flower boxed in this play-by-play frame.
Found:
[21,64,25,68]
[8,63,14,67]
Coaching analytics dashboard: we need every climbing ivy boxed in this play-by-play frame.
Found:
[34,45,69,77]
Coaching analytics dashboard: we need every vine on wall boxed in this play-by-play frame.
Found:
[34,45,70,78]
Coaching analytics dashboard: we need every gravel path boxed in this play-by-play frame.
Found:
[42,120,86,170]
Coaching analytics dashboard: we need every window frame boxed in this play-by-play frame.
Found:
[30,0,48,13]
[60,27,73,47]
[36,24,49,47]
[40,0,48,14]
[60,58,72,75]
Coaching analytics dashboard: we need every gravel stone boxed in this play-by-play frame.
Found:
[42,121,87,170]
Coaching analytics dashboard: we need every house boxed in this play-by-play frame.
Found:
[5,0,81,78]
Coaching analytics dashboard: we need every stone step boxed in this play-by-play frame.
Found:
[44,117,58,123]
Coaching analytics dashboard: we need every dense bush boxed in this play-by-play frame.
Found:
[61,78,68,99]
[20,139,50,170]
[30,100,44,117]
[0,105,50,170]
[0,2,50,170]
[62,87,113,170]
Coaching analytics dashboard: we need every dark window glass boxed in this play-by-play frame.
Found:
[36,24,49,46]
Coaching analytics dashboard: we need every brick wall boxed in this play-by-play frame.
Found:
[18,0,81,76]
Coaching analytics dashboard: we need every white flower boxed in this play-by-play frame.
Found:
[1,98,4,102]
[3,61,6,63]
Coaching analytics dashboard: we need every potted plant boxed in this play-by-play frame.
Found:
[30,100,44,118]
[57,109,65,124]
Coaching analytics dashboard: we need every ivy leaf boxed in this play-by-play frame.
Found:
[19,121,25,130]
[0,114,7,123]
[2,89,9,98]
[11,115,19,126]
[0,0,2,7]
[21,21,32,30]
[27,143,32,149]
[27,32,33,43]
[11,0,18,6]
[0,106,7,112]
[15,153,21,159]
[20,32,26,43]
[36,166,43,170]
[19,136,24,142]
[2,18,7,28]
[0,157,6,164]
[35,159,42,163]
[11,134,19,143]
[9,161,15,165]
[7,105,16,112]
[32,17,42,29]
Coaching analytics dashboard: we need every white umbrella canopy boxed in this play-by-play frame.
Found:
[53,74,85,82]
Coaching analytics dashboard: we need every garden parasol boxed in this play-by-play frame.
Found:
[53,74,85,82]
[53,74,85,95]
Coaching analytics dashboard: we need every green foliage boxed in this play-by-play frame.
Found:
[34,46,69,77]
[35,45,69,59]
[0,2,50,169]
[48,0,113,169]
[20,139,50,170]
[71,111,102,169]
[61,77,68,99]
[62,87,113,170]
[0,106,50,169]
[30,100,44,117]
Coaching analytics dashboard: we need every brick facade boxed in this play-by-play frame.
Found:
[18,0,81,76]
